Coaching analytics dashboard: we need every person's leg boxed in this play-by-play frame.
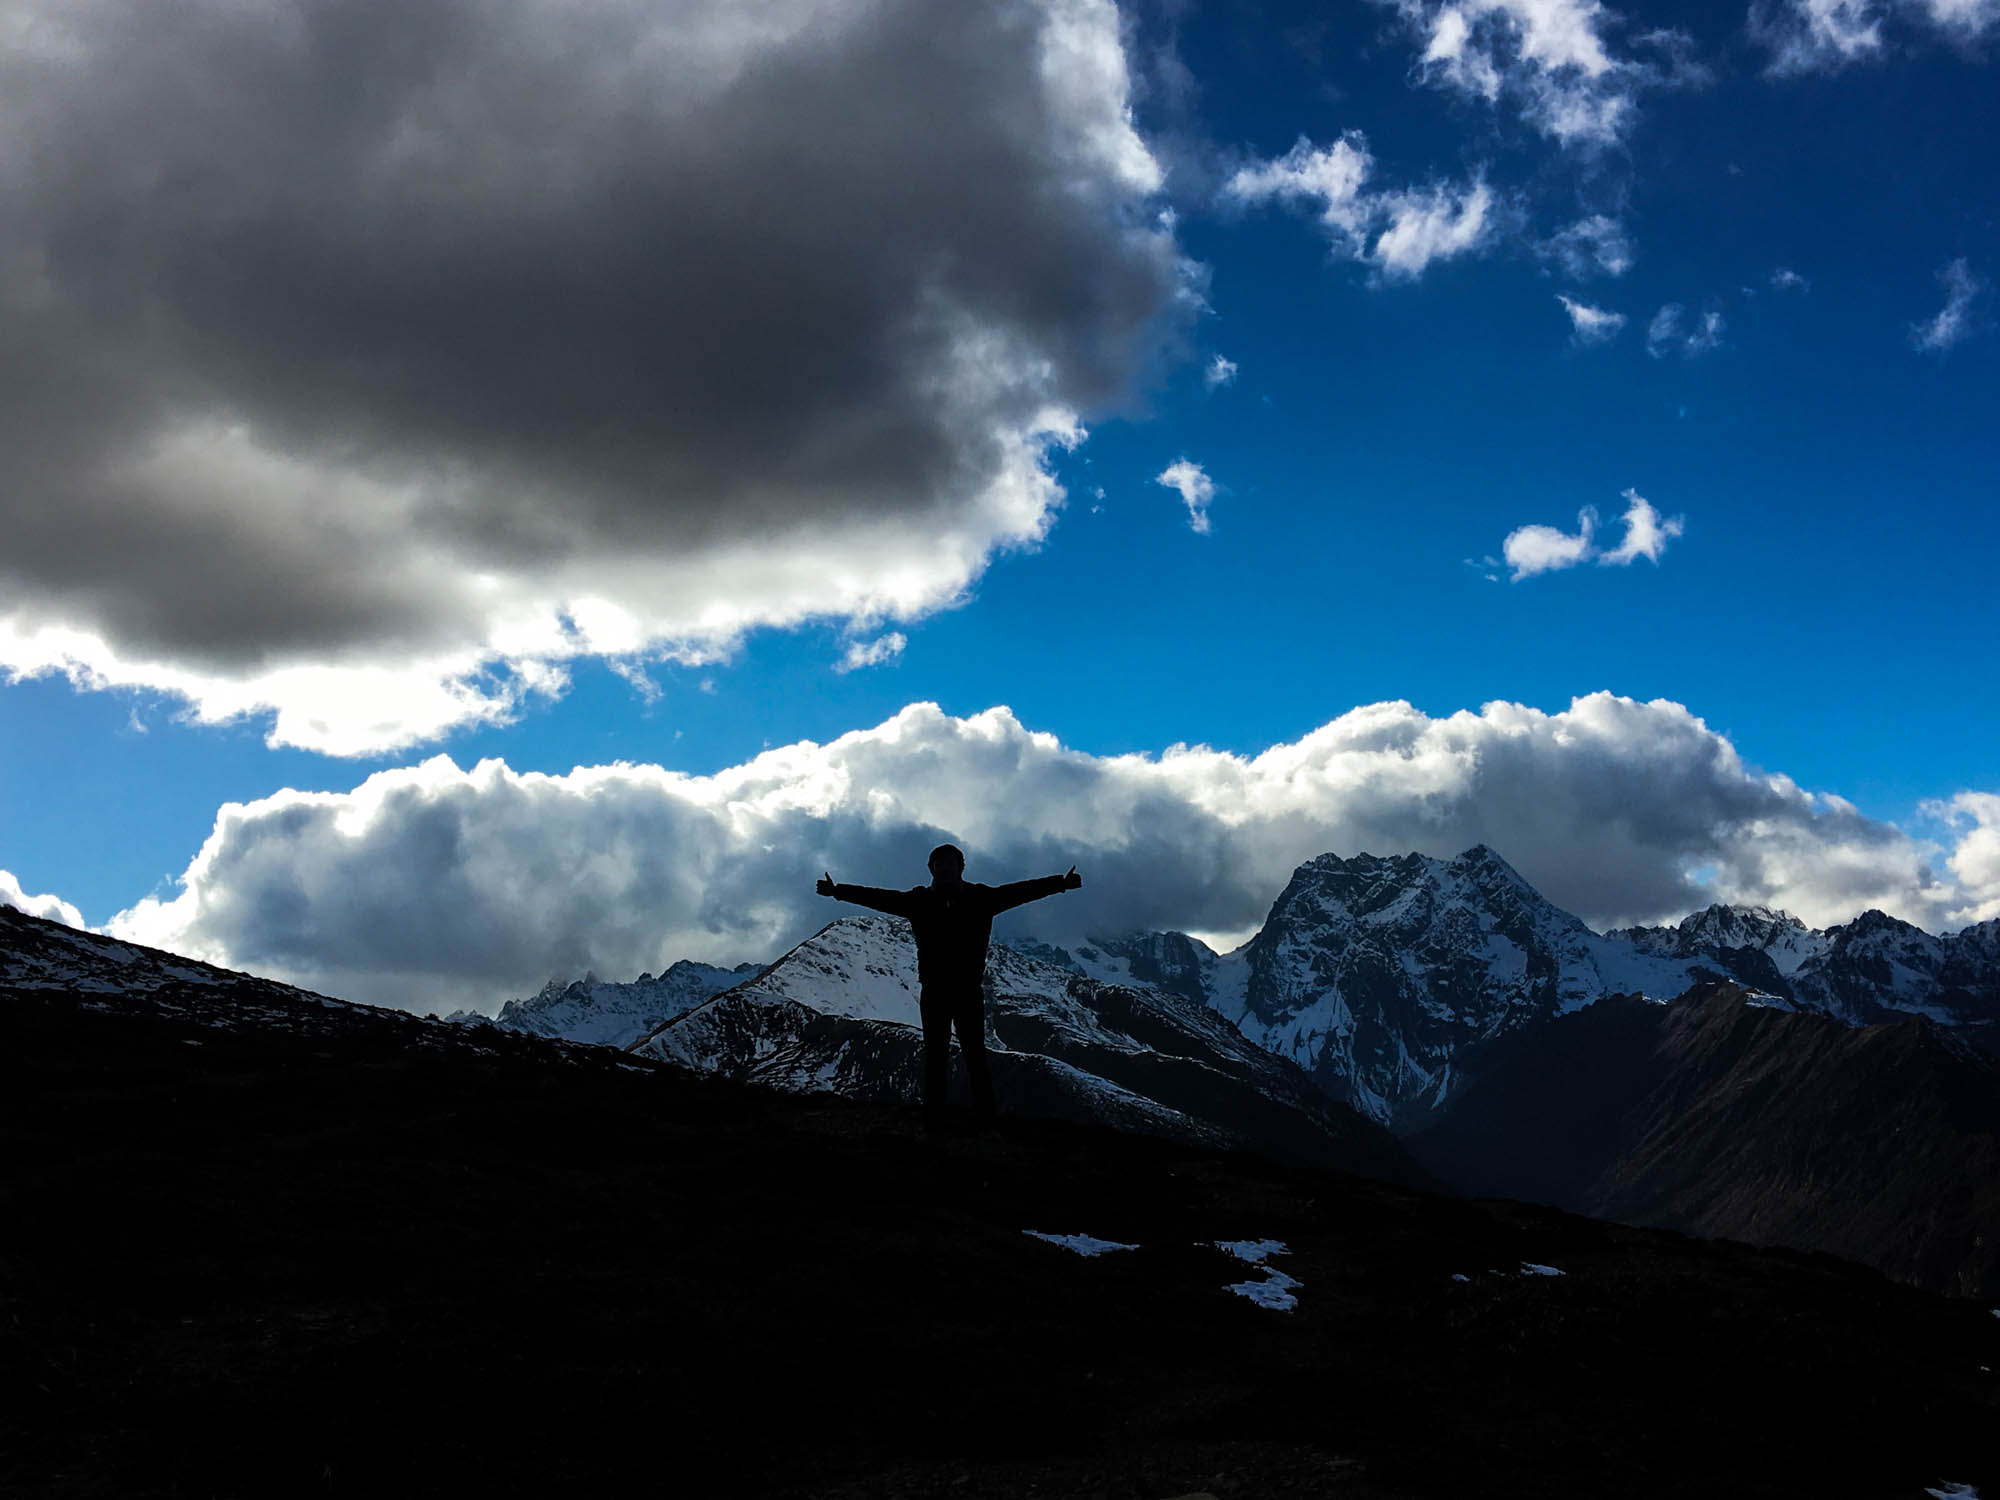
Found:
[919,991,952,1128]
[954,986,996,1122]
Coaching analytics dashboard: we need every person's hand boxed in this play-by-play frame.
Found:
[817,872,836,897]
[1062,865,1082,891]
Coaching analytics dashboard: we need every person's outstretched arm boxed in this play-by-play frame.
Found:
[816,873,920,918]
[984,865,1082,914]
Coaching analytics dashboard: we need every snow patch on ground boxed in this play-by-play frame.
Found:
[1924,1484,1980,1499]
[1520,1262,1565,1277]
[1216,1239,1300,1311]
[1024,1231,1138,1257]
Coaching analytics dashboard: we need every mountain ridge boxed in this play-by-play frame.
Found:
[631,914,1426,1184]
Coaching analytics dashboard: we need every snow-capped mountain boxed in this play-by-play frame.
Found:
[1031,848,2000,1128]
[1211,847,1749,1127]
[1034,848,1728,1128]
[1609,904,1828,979]
[629,914,1423,1181]
[1614,905,2000,1028]
[461,960,761,1048]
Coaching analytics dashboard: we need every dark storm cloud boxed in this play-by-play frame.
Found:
[1,0,1182,734]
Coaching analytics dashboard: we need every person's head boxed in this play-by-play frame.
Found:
[927,843,966,884]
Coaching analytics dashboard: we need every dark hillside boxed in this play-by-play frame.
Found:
[2,943,1996,1497]
[1415,983,2000,1298]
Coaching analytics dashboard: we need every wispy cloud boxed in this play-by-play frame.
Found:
[1392,0,1706,146]
[1598,492,1685,565]
[1646,303,1725,358]
[1753,0,1999,73]
[1225,135,1494,280]
[1556,294,1627,344]
[1753,0,1884,74]
[1911,258,1987,352]
[1502,489,1684,580]
[1155,460,1220,534]
[1770,267,1810,292]
[1543,214,1635,279]
[1204,354,1239,389]
[835,633,907,673]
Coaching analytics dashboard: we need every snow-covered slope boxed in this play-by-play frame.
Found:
[629,915,1423,1179]
[465,960,760,1048]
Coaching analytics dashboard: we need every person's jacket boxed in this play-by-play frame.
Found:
[829,876,1070,993]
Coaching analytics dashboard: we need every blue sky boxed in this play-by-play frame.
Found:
[2,0,1995,1007]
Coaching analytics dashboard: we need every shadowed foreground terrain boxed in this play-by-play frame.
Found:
[4,978,1998,1498]
[1415,984,2000,1300]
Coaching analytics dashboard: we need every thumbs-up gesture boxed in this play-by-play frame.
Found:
[1062,865,1082,891]
[816,872,836,897]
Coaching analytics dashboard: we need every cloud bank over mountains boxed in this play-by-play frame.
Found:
[0,0,1186,755]
[0,871,85,929]
[107,696,1995,1013]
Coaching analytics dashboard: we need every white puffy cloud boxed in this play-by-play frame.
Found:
[1544,214,1635,278]
[1154,459,1219,534]
[1225,136,1493,279]
[1227,135,1375,243]
[1771,267,1810,292]
[1504,509,1599,579]
[110,697,1979,1013]
[0,870,84,929]
[0,0,1186,756]
[1556,294,1627,343]
[1502,489,1683,578]
[1646,303,1725,358]
[1911,258,1987,352]
[1205,355,1240,389]
[1935,792,2000,924]
[1372,182,1496,280]
[835,633,908,674]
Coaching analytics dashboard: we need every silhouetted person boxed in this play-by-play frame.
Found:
[817,845,1080,1130]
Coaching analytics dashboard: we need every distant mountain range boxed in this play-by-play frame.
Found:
[14,841,1998,1301]
[449,959,761,1048]
[628,914,1423,1184]
[1029,846,2000,1127]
